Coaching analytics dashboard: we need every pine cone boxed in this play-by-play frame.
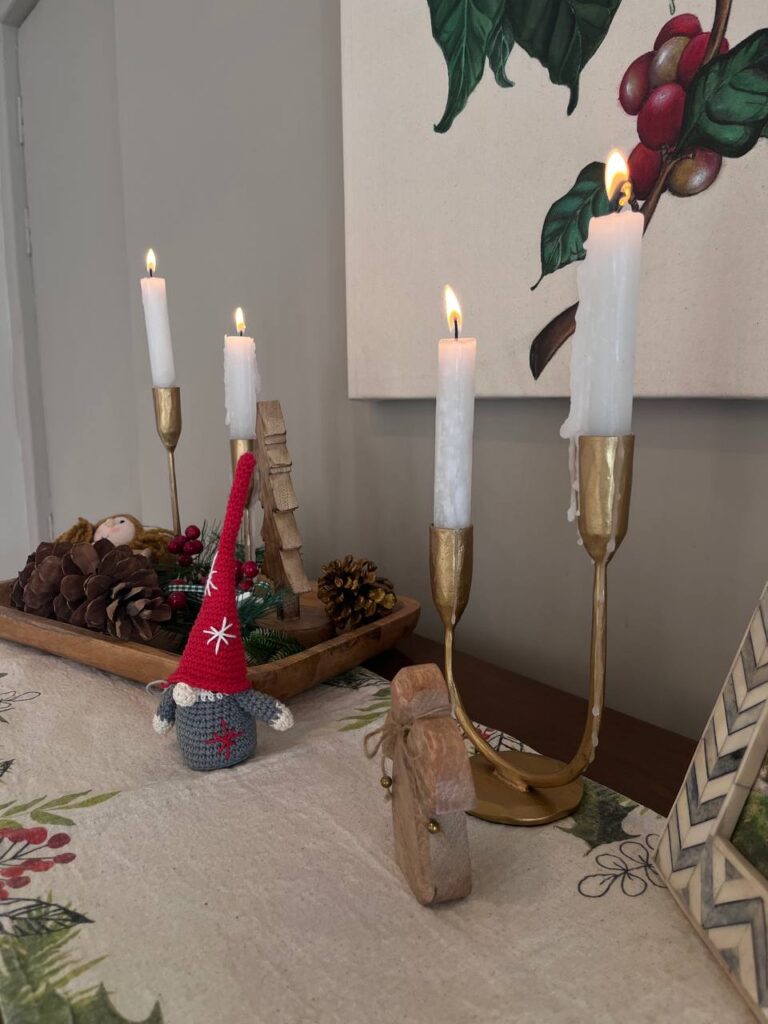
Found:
[13,539,170,641]
[12,542,73,616]
[317,556,396,631]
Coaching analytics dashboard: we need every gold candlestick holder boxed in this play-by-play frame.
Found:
[431,434,634,826]
[152,386,182,535]
[229,438,256,561]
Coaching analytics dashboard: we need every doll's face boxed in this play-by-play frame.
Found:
[94,516,137,547]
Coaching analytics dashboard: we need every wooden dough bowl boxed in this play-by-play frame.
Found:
[0,582,420,702]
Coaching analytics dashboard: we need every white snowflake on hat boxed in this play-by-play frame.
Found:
[151,452,293,771]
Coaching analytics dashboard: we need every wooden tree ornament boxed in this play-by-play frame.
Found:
[255,401,311,619]
[370,663,475,905]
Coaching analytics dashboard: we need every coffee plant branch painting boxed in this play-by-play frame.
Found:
[341,0,767,399]
[428,0,623,133]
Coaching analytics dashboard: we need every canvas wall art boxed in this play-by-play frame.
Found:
[341,0,768,398]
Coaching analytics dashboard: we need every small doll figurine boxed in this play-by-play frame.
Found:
[152,453,293,771]
[57,515,172,562]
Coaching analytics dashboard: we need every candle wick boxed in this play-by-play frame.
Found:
[454,319,459,340]
[149,268,153,278]
[239,330,244,337]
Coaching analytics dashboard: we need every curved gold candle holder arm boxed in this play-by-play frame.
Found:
[431,435,634,825]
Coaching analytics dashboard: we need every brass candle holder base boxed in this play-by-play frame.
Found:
[230,438,256,561]
[431,434,634,826]
[469,751,584,826]
[152,386,182,535]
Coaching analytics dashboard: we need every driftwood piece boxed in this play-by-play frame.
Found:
[256,400,311,618]
[382,664,475,905]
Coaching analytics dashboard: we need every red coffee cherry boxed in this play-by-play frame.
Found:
[668,148,722,196]
[654,13,702,49]
[637,83,686,150]
[241,561,259,579]
[678,32,729,87]
[649,36,690,89]
[184,524,201,540]
[628,143,663,199]
[167,536,186,554]
[177,554,193,567]
[619,52,653,114]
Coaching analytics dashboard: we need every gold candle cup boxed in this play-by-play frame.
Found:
[152,386,182,536]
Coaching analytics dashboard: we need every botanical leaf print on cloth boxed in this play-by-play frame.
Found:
[337,676,664,898]
[0,664,164,1023]
[0,923,163,1022]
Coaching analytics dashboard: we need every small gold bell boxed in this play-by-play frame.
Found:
[426,819,440,834]
[380,775,393,790]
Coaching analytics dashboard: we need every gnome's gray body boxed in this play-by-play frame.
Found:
[154,684,290,771]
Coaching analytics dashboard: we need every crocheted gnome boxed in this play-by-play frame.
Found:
[152,452,293,770]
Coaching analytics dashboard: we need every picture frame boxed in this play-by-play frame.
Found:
[656,583,768,1021]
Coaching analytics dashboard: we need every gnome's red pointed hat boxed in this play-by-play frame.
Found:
[167,452,255,695]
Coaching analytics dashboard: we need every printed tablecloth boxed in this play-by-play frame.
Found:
[0,639,751,1023]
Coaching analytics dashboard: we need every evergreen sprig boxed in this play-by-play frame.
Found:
[243,627,303,665]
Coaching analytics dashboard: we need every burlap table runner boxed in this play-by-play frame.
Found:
[0,640,749,1023]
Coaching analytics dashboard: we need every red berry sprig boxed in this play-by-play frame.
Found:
[0,827,75,898]
[167,523,205,571]
[619,13,727,199]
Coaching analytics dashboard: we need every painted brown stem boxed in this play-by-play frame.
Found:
[529,0,733,380]
[704,0,733,62]
[640,156,679,227]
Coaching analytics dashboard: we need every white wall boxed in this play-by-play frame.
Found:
[0,221,32,576]
[11,0,768,741]
[18,0,140,533]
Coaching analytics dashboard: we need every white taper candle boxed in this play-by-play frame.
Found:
[433,286,477,529]
[140,249,176,387]
[561,152,643,440]
[224,307,260,439]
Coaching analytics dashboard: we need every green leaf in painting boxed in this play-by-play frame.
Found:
[534,161,610,286]
[487,10,515,87]
[507,0,623,114]
[428,0,505,133]
[678,29,768,158]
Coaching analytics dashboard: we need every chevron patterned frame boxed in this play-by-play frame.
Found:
[657,584,768,1021]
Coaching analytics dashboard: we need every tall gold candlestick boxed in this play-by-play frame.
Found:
[229,438,255,561]
[152,386,182,535]
[431,434,634,826]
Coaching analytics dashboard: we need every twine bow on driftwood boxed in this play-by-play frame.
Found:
[364,705,453,811]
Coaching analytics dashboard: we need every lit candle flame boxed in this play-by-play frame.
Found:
[444,285,462,336]
[234,307,246,335]
[145,248,157,275]
[604,150,631,205]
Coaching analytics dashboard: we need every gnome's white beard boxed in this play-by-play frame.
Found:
[172,682,225,707]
